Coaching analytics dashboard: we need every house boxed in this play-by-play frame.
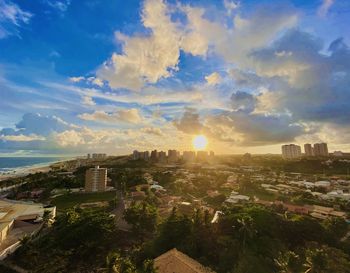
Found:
[225,192,250,204]
[315,181,331,189]
[154,248,216,273]
[272,201,309,214]
[310,205,347,219]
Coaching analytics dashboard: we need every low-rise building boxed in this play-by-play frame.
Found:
[225,191,250,204]
[154,248,216,273]
[310,205,346,220]
[0,199,56,247]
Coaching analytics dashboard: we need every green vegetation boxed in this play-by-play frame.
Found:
[152,171,175,187]
[124,201,158,238]
[51,191,117,210]
[9,199,350,273]
[5,157,350,272]
[143,205,350,273]
[0,264,18,273]
[12,208,155,273]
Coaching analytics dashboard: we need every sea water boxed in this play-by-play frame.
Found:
[0,157,67,173]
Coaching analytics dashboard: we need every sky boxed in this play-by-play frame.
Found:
[0,0,349,156]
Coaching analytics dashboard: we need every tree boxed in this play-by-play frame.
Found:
[124,201,157,237]
[303,248,327,273]
[323,217,348,240]
[139,259,156,273]
[104,252,136,273]
[274,251,302,273]
[235,215,257,252]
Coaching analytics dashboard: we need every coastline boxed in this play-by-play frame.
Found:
[0,158,74,182]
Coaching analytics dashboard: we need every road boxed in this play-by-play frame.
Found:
[111,191,131,232]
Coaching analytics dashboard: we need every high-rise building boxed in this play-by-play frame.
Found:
[314,143,329,156]
[158,151,167,162]
[168,149,178,162]
[183,151,196,162]
[143,151,150,161]
[85,166,107,192]
[132,150,150,161]
[133,150,140,160]
[304,144,314,157]
[282,144,302,159]
[91,153,107,159]
[197,151,208,161]
[150,150,158,161]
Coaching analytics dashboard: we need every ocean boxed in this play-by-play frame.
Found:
[0,157,68,173]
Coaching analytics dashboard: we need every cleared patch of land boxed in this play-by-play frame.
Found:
[51,191,117,210]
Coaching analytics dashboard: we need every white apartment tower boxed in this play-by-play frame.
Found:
[85,166,107,192]
[304,143,314,157]
[282,144,302,159]
[313,143,329,156]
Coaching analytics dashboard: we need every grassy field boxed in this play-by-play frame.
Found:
[51,190,117,211]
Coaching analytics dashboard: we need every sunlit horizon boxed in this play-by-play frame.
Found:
[0,0,349,157]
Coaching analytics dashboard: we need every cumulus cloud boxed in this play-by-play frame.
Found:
[0,134,46,142]
[0,113,160,153]
[52,130,85,147]
[173,106,305,146]
[82,96,96,106]
[222,111,305,145]
[69,76,85,83]
[69,76,103,87]
[230,91,257,113]
[181,2,298,67]
[97,0,181,91]
[78,109,142,124]
[250,29,350,125]
[173,108,203,135]
[0,0,32,38]
[12,113,75,136]
[141,127,163,136]
[205,72,221,85]
[224,0,239,15]
[96,0,298,91]
[0,113,77,152]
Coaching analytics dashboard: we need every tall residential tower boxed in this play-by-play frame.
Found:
[85,166,107,192]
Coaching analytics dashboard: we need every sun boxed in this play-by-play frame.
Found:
[192,135,208,150]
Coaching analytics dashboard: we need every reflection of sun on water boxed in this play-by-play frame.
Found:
[192,135,208,150]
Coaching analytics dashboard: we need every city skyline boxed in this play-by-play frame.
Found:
[1,0,350,156]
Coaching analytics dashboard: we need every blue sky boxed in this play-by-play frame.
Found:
[0,0,349,156]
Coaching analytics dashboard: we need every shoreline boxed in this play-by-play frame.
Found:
[0,158,74,182]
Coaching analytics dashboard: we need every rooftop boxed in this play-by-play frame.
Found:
[154,248,216,273]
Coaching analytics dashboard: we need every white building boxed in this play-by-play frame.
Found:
[85,166,107,192]
[183,151,196,162]
[282,144,302,159]
[313,143,329,156]
[304,144,314,156]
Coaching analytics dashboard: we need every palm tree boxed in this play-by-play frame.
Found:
[104,252,136,273]
[236,215,256,252]
[303,248,327,273]
[274,251,300,273]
